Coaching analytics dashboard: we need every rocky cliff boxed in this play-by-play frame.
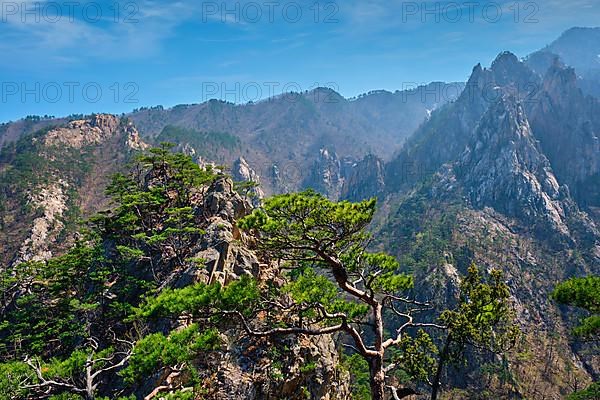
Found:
[457,95,570,236]
[526,62,600,208]
[154,177,350,399]
[232,157,265,205]
[368,52,600,398]
[384,52,540,194]
[341,154,385,202]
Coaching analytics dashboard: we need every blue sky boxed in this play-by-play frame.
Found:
[0,0,599,122]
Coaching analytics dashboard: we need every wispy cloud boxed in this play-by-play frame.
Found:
[0,0,205,68]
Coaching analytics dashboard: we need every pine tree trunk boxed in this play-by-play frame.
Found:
[369,355,386,400]
[431,335,451,400]
[369,300,386,400]
[85,357,95,400]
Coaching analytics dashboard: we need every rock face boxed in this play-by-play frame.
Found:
[232,157,265,205]
[154,177,350,399]
[526,62,600,208]
[1,115,147,267]
[341,154,385,201]
[456,95,569,236]
[43,114,147,150]
[385,52,540,193]
[376,52,598,231]
[12,180,69,266]
[211,334,350,400]
[188,177,259,286]
[43,114,115,148]
[303,148,354,199]
[379,50,600,251]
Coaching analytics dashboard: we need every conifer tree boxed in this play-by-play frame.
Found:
[138,190,518,400]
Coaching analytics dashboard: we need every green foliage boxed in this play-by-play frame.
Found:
[552,276,600,312]
[95,143,216,274]
[156,125,241,162]
[571,315,600,338]
[299,361,317,373]
[134,274,260,321]
[0,244,105,359]
[0,345,127,400]
[440,264,519,359]
[234,180,260,198]
[48,394,84,400]
[44,350,90,379]
[0,361,36,399]
[390,330,438,383]
[372,264,413,293]
[121,324,220,384]
[283,268,369,321]
[238,190,376,259]
[158,391,195,400]
[341,353,371,400]
[552,276,600,338]
[566,382,600,400]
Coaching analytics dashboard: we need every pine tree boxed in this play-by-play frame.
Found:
[553,276,600,400]
[136,190,518,400]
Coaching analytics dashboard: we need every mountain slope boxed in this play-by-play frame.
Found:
[385,52,539,193]
[526,62,600,209]
[363,52,600,398]
[458,95,568,235]
[0,114,146,267]
[0,84,460,201]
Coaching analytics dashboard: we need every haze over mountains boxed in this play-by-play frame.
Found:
[526,27,600,97]
[133,82,465,196]
[0,27,599,399]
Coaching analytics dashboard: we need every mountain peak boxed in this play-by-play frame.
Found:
[465,63,485,85]
[304,87,345,103]
[489,51,537,88]
[492,51,520,68]
[556,26,600,41]
[463,62,489,94]
[540,26,600,76]
[456,94,571,235]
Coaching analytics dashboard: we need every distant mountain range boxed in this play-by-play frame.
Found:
[526,26,600,97]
